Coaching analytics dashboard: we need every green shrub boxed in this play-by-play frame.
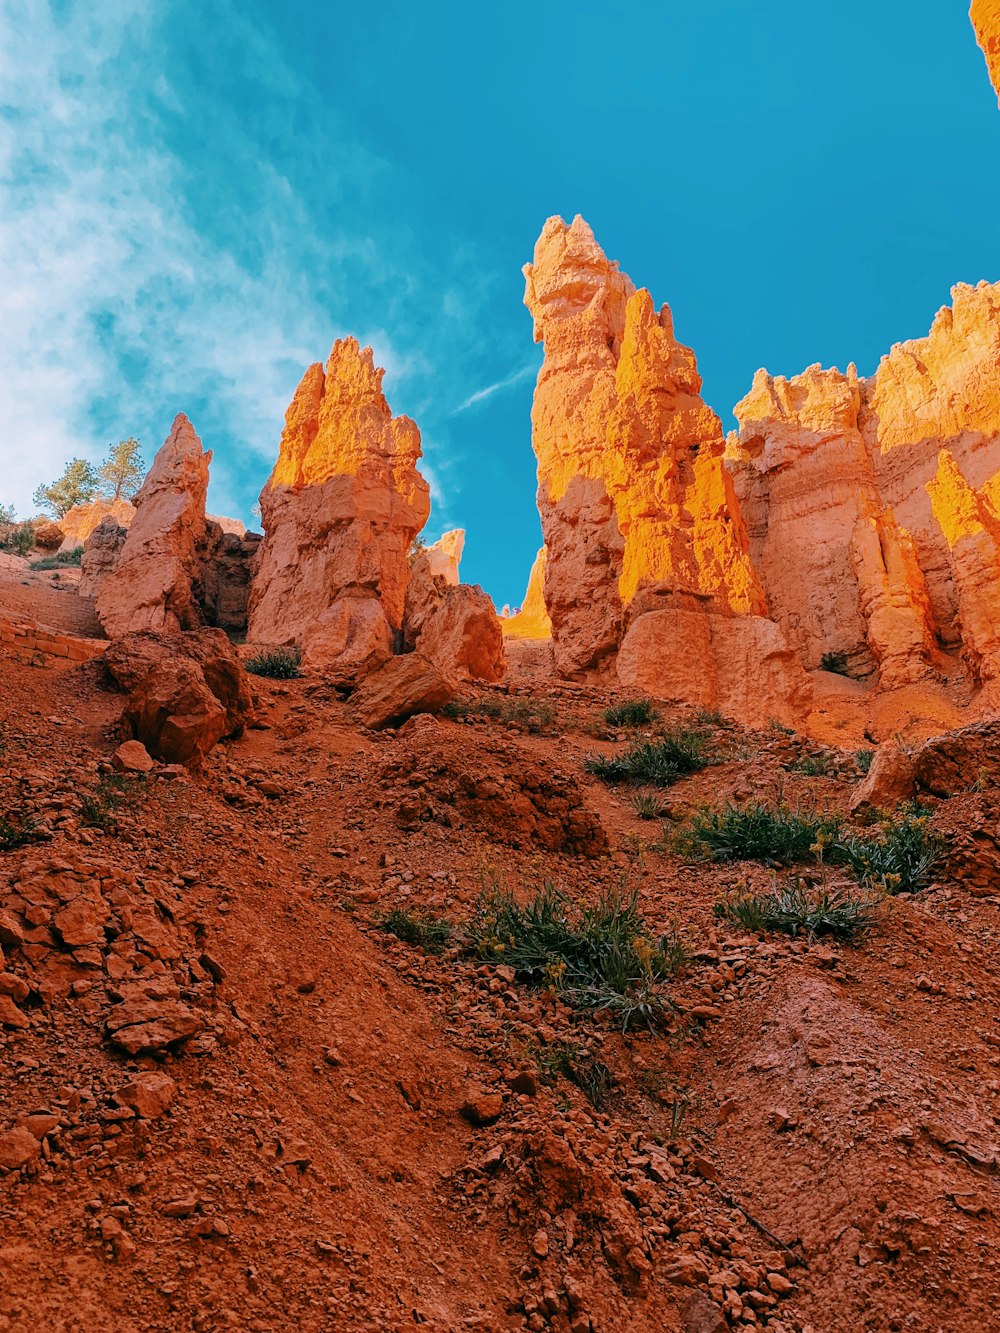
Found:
[0,522,35,557]
[833,813,941,894]
[693,707,726,727]
[785,752,833,777]
[586,726,708,788]
[31,548,82,570]
[603,699,657,728]
[442,695,555,732]
[820,651,850,676]
[631,792,663,820]
[0,809,40,851]
[245,646,302,679]
[855,749,874,775]
[682,802,842,866]
[376,907,452,954]
[467,881,684,1031]
[715,880,877,941]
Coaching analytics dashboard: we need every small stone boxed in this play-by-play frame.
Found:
[460,1092,504,1127]
[161,1196,198,1218]
[112,740,155,774]
[115,1073,178,1120]
[504,1069,538,1097]
[531,1229,549,1259]
[0,1126,41,1171]
[0,995,29,1029]
[766,1272,793,1295]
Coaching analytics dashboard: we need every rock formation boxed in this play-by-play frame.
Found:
[523,216,809,725]
[502,547,552,639]
[729,281,1000,687]
[972,0,1000,104]
[248,338,430,676]
[79,517,129,599]
[95,415,211,638]
[403,536,505,683]
[59,497,136,552]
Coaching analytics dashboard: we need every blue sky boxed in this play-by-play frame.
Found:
[2,1,997,606]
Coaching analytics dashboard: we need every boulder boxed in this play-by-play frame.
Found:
[849,742,917,813]
[248,338,430,674]
[0,1126,41,1172]
[32,520,64,550]
[350,653,456,730]
[124,662,228,766]
[104,628,254,735]
[300,597,392,679]
[79,517,128,599]
[913,722,1000,797]
[112,740,155,775]
[96,415,211,637]
[404,549,505,683]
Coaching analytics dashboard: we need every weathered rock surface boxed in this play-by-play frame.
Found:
[849,742,917,813]
[502,547,552,640]
[79,517,129,599]
[124,662,228,767]
[404,548,505,683]
[105,628,255,737]
[523,216,807,726]
[96,415,211,637]
[350,653,456,730]
[59,497,136,552]
[32,521,64,550]
[249,339,430,675]
[729,282,1000,686]
[972,0,1000,105]
[420,529,464,585]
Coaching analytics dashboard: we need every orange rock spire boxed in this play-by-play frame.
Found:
[972,0,1000,105]
[248,338,430,674]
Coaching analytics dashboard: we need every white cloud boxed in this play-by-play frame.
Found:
[451,362,537,414]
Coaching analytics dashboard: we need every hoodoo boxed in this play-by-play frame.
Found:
[248,338,431,676]
[523,215,810,726]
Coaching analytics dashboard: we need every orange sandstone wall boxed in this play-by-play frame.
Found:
[972,0,1000,105]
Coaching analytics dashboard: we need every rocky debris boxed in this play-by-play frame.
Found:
[111,739,155,775]
[96,415,211,637]
[849,740,916,812]
[113,1072,178,1119]
[404,550,505,683]
[248,338,431,675]
[350,653,456,730]
[972,0,1000,105]
[79,516,129,599]
[502,546,552,640]
[729,281,1000,686]
[59,496,136,552]
[376,727,609,855]
[913,721,1000,796]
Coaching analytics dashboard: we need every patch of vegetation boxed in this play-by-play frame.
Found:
[855,749,875,775]
[603,698,657,728]
[586,726,709,788]
[631,792,663,820]
[467,880,685,1032]
[693,708,727,728]
[0,808,40,852]
[0,522,35,557]
[767,718,796,736]
[80,773,146,833]
[715,879,877,941]
[535,1040,616,1109]
[820,650,850,676]
[442,695,555,732]
[376,907,452,954]
[835,812,941,895]
[31,548,82,570]
[784,752,833,777]
[681,802,841,867]
[245,646,302,679]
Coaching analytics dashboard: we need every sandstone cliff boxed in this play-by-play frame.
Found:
[248,338,430,675]
[523,216,808,725]
[729,281,1000,686]
[972,0,1000,104]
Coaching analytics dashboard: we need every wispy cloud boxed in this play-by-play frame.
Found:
[451,362,537,414]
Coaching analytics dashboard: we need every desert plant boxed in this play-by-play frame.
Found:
[820,650,850,676]
[376,907,452,954]
[98,436,145,502]
[833,813,941,894]
[467,880,684,1031]
[31,548,83,570]
[603,698,657,728]
[0,808,40,852]
[80,773,145,833]
[716,879,877,940]
[442,695,555,732]
[631,791,663,820]
[785,752,833,777]
[586,726,709,788]
[32,458,99,518]
[855,749,875,775]
[535,1040,616,1109]
[0,522,35,557]
[682,802,842,867]
[245,646,302,679]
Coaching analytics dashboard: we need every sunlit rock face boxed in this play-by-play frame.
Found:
[248,338,430,675]
[523,216,809,725]
[59,497,136,552]
[502,546,552,640]
[972,0,1000,105]
[96,414,211,638]
[729,281,1000,685]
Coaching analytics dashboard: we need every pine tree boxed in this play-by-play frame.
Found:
[98,436,145,502]
[32,458,99,518]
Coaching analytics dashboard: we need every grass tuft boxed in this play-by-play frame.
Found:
[855,749,875,775]
[603,699,657,728]
[80,773,145,833]
[31,549,82,570]
[245,646,302,679]
[834,813,941,895]
[467,880,684,1032]
[0,808,40,851]
[631,792,663,820]
[715,880,877,940]
[681,802,841,866]
[586,726,708,788]
[376,907,452,954]
[442,695,555,732]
